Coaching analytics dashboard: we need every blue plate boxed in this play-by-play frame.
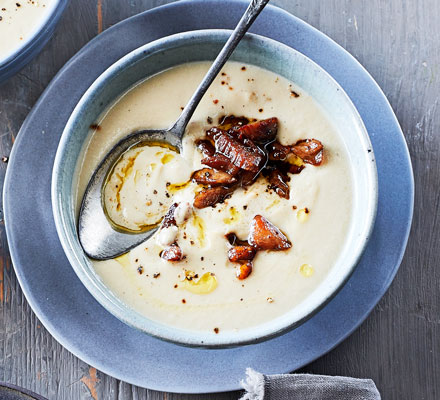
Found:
[3,0,414,393]
[0,0,69,84]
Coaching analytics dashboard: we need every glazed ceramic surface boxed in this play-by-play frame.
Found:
[52,30,377,347]
[3,0,413,392]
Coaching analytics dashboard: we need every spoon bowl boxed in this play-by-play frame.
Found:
[79,129,181,259]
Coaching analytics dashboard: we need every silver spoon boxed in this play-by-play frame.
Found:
[79,0,270,260]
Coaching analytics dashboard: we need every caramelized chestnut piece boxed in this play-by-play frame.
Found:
[228,245,256,262]
[201,153,241,176]
[248,215,291,251]
[160,243,183,262]
[218,115,250,130]
[291,139,323,165]
[192,168,237,186]
[267,168,290,199]
[236,262,253,280]
[214,132,264,173]
[196,139,215,157]
[268,141,290,161]
[193,186,233,209]
[161,203,178,228]
[236,117,278,144]
[286,164,305,175]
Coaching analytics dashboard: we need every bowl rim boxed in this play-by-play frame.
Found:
[0,0,66,69]
[52,29,378,347]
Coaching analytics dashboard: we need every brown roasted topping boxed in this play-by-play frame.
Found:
[225,233,254,280]
[196,139,215,157]
[192,168,237,186]
[214,132,264,172]
[228,246,256,262]
[240,170,259,186]
[218,115,250,130]
[267,168,290,199]
[248,215,292,251]
[268,141,290,161]
[201,153,241,176]
[225,232,249,246]
[161,203,178,228]
[236,262,253,280]
[160,243,183,262]
[236,117,278,144]
[206,127,225,141]
[242,137,262,155]
[193,186,233,209]
[291,139,323,165]
[225,215,291,280]
[287,163,305,174]
[194,116,324,205]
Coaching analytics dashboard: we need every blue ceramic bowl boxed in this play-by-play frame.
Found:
[52,30,378,347]
[0,0,69,84]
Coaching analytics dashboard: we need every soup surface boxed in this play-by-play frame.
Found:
[76,62,353,333]
[0,0,54,62]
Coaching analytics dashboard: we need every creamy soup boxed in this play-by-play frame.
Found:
[0,0,55,62]
[75,62,353,334]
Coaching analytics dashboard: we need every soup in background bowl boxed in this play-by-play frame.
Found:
[0,0,68,83]
[52,30,377,347]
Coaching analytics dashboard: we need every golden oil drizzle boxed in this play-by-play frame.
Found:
[194,185,205,194]
[134,169,142,184]
[113,153,139,211]
[287,153,304,167]
[296,207,310,222]
[265,198,280,210]
[161,153,174,164]
[223,207,241,224]
[300,263,314,277]
[182,272,218,294]
[167,180,191,194]
[115,253,130,268]
[192,213,206,247]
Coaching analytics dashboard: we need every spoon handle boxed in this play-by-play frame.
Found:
[170,0,270,137]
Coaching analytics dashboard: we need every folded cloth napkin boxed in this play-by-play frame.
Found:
[240,368,381,400]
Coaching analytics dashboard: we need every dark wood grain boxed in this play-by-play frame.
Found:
[0,1,438,399]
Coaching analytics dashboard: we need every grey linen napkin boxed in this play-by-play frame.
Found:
[240,368,381,400]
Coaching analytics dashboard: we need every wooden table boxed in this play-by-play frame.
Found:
[0,1,438,399]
